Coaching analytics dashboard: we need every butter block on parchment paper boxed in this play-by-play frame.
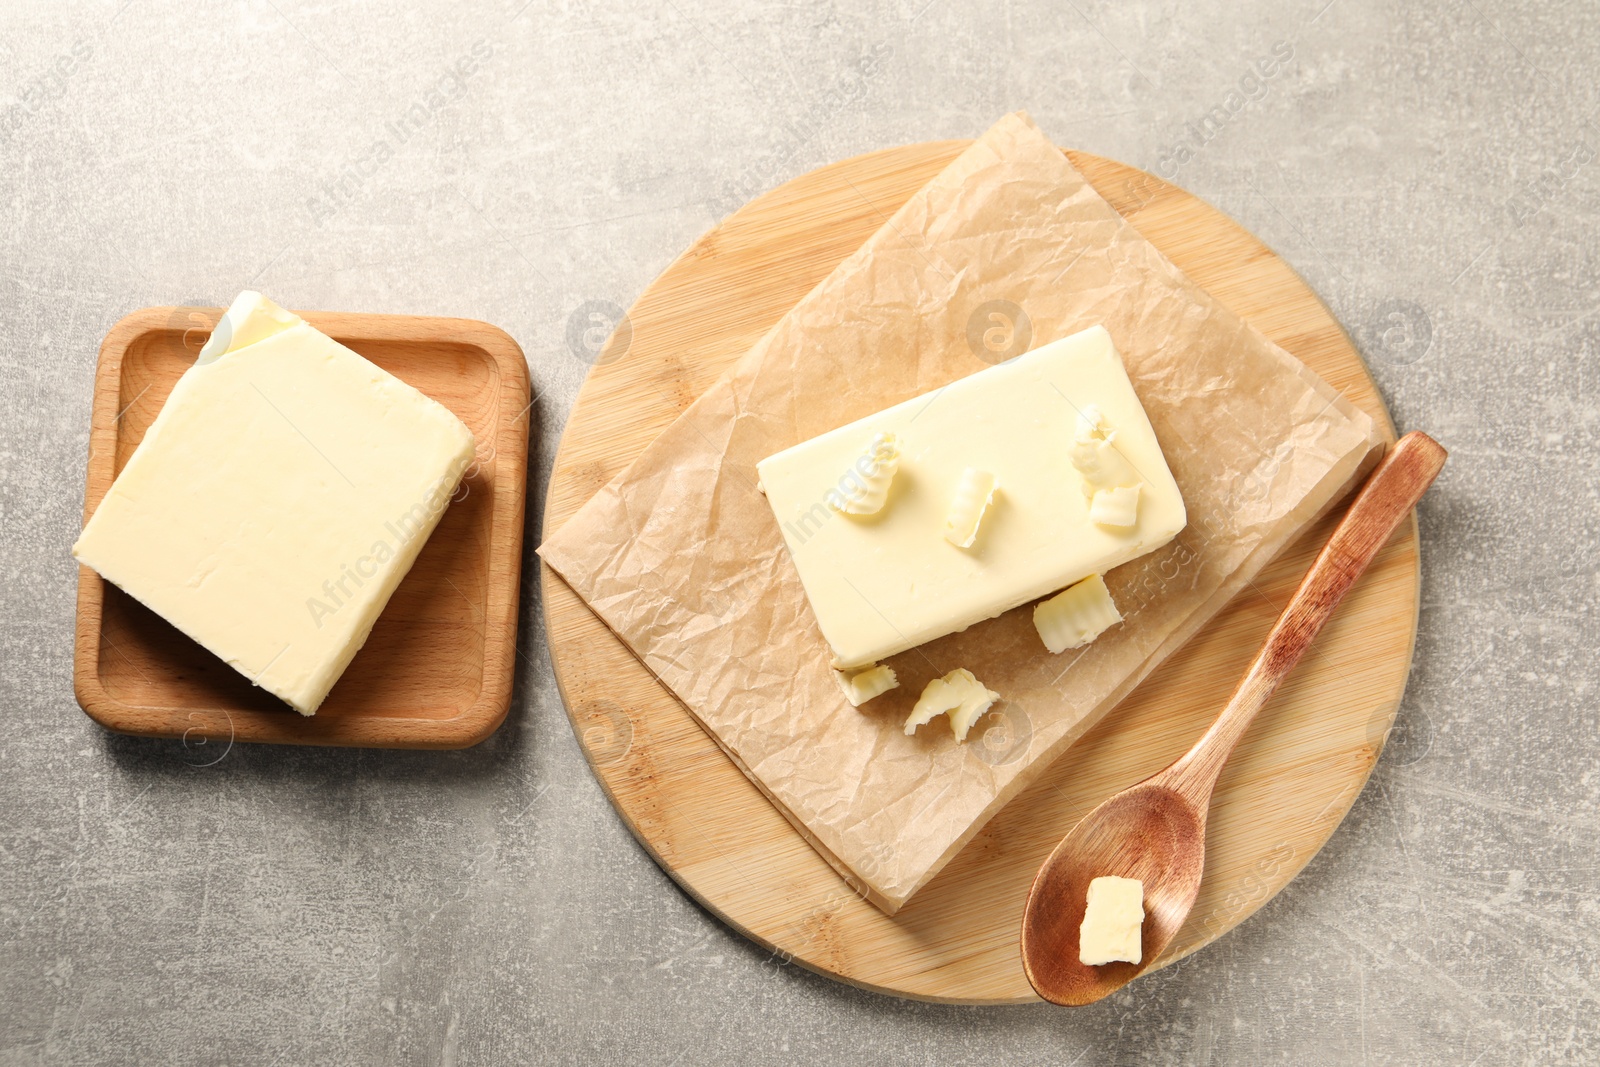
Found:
[539,112,1379,914]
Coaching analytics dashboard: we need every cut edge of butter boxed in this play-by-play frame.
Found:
[197,290,303,363]
[1034,573,1123,654]
[834,664,899,707]
[1079,875,1145,966]
[943,467,998,549]
[904,668,1000,742]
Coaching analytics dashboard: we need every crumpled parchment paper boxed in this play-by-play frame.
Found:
[539,112,1379,914]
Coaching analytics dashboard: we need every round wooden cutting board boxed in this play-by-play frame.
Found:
[541,141,1416,1003]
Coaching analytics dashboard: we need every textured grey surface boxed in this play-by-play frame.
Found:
[1,0,1596,1063]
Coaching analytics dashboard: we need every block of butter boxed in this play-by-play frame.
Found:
[756,325,1185,669]
[1079,875,1145,966]
[72,292,476,715]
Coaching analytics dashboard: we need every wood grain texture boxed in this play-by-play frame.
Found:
[1021,433,1446,1007]
[73,307,531,749]
[541,142,1419,1003]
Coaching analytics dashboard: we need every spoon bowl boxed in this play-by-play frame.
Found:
[1020,782,1206,1005]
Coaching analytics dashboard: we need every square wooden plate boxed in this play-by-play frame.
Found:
[73,306,531,749]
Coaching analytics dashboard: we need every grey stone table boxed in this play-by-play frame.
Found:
[2,1,1594,1063]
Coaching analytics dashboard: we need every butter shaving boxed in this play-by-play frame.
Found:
[834,664,899,707]
[827,432,900,516]
[904,668,1001,742]
[943,468,998,548]
[1034,574,1123,654]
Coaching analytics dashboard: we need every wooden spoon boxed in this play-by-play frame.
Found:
[1021,430,1448,1006]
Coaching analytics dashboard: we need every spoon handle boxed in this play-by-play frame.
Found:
[1159,431,1448,807]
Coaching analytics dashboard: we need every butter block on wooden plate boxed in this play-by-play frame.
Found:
[72,292,476,716]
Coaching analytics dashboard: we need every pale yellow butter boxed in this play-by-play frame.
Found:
[829,431,900,516]
[834,664,899,707]
[1079,875,1144,966]
[903,668,1000,742]
[72,291,476,715]
[943,467,998,549]
[756,325,1185,670]
[1089,484,1141,528]
[1034,573,1123,654]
